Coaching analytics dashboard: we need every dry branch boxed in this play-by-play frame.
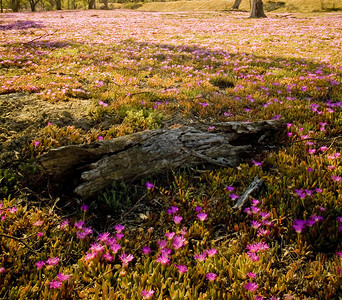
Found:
[233,176,264,209]
[39,119,285,199]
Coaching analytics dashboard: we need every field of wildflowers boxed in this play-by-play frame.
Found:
[0,9,342,299]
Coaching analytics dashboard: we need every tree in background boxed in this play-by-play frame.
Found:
[28,0,40,11]
[232,0,267,18]
[232,0,242,9]
[9,0,21,11]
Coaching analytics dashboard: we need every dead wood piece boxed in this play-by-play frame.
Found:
[233,176,264,209]
[38,119,285,199]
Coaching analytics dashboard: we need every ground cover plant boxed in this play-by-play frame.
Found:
[0,9,342,299]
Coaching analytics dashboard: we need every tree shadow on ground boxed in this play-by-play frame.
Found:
[0,20,45,31]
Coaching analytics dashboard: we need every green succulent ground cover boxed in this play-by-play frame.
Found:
[0,10,341,299]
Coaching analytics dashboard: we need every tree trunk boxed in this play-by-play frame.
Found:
[250,0,267,18]
[11,0,21,12]
[232,0,242,9]
[55,0,62,10]
[39,120,285,199]
[88,0,95,9]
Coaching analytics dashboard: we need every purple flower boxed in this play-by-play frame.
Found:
[102,252,113,262]
[114,224,125,233]
[156,253,170,265]
[293,219,306,233]
[194,252,207,262]
[49,280,62,289]
[0,267,5,274]
[141,289,155,299]
[116,233,124,240]
[337,217,342,223]
[172,235,186,250]
[175,264,188,273]
[173,215,183,224]
[205,272,217,281]
[247,251,259,261]
[46,257,60,266]
[81,204,88,211]
[145,182,154,190]
[142,246,151,255]
[110,243,121,254]
[226,186,235,192]
[195,206,202,212]
[157,239,167,249]
[56,273,70,282]
[97,232,110,242]
[229,193,239,200]
[74,220,85,229]
[167,206,179,215]
[251,220,261,229]
[165,231,176,240]
[252,160,262,166]
[119,252,134,266]
[244,282,258,292]
[336,252,342,259]
[60,219,69,229]
[90,243,105,253]
[197,212,207,221]
[35,261,45,269]
[206,248,217,257]
[247,272,256,278]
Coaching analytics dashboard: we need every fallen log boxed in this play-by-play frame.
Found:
[38,119,285,199]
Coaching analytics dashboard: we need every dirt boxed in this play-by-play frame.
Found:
[0,93,93,167]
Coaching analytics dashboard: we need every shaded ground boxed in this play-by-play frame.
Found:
[0,93,93,167]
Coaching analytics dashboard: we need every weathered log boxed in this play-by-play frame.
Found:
[38,119,285,199]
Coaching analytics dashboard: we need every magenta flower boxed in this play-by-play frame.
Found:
[167,206,179,215]
[165,231,176,240]
[197,212,207,221]
[142,246,151,255]
[252,160,262,166]
[175,264,188,273]
[262,219,273,226]
[97,232,110,242]
[145,182,154,190]
[337,217,342,223]
[0,267,5,273]
[141,289,155,299]
[226,186,235,192]
[247,251,259,262]
[156,253,170,265]
[244,282,258,292]
[157,239,167,249]
[74,220,85,229]
[195,206,202,212]
[116,233,124,240]
[251,220,261,229]
[35,261,45,269]
[56,273,70,282]
[336,252,342,259]
[229,193,239,200]
[33,220,43,226]
[60,219,69,229]
[206,248,217,257]
[81,204,88,211]
[114,224,125,233]
[332,175,342,182]
[84,251,97,261]
[293,219,306,233]
[194,252,207,262]
[49,279,62,289]
[46,257,60,266]
[7,207,17,214]
[173,215,183,224]
[102,252,113,262]
[110,243,122,254]
[90,243,105,253]
[205,272,217,281]
[37,232,44,238]
[172,235,186,250]
[247,272,256,278]
[98,136,104,141]
[119,252,134,266]
[33,141,40,147]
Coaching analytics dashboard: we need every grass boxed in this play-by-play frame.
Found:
[0,9,342,300]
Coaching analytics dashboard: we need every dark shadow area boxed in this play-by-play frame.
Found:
[0,20,45,31]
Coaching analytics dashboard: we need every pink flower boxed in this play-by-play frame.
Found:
[175,264,188,273]
[90,243,105,253]
[226,186,235,192]
[229,193,239,200]
[0,267,5,273]
[205,272,217,281]
[251,220,261,229]
[60,219,69,229]
[252,160,262,166]
[110,243,121,254]
[97,232,110,242]
[336,252,342,259]
[49,279,62,289]
[7,207,17,214]
[157,239,167,249]
[173,215,183,224]
[145,182,154,190]
[74,220,85,229]
[172,235,186,250]
[244,282,258,292]
[33,220,43,226]
[81,204,88,211]
[33,141,40,147]
[56,273,70,282]
[142,246,151,255]
[167,206,179,215]
[116,233,124,240]
[46,257,60,266]
[98,136,104,141]
[332,175,342,182]
[247,252,259,261]
[195,206,202,212]
[114,224,125,233]
[156,253,170,265]
[247,272,256,278]
[35,261,45,269]
[37,232,44,238]
[194,252,207,262]
[119,252,134,266]
[197,212,207,221]
[293,219,306,233]
[206,248,217,257]
[102,252,113,262]
[165,231,175,240]
[141,289,155,299]
[84,251,97,261]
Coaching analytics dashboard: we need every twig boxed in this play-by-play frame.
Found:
[0,233,38,254]
[233,176,264,209]
[24,29,58,44]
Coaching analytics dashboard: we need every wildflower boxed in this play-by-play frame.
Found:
[141,289,155,299]
[90,243,105,253]
[97,232,110,242]
[293,219,306,233]
[175,264,188,273]
[208,126,215,131]
[165,231,176,240]
[337,217,342,223]
[173,215,183,224]
[161,248,172,256]
[33,220,43,226]
[7,207,17,213]
[199,102,208,107]
[119,252,134,266]
[254,296,264,300]
[34,141,40,147]
[247,252,259,261]
[56,273,70,282]
[197,212,207,221]
[250,206,260,214]
[269,297,280,300]
[251,199,260,206]
[172,235,186,250]
[77,231,87,240]
[46,257,60,266]
[206,273,217,281]
[114,224,125,233]
[206,248,217,257]
[83,226,93,235]
[259,211,270,219]
[81,204,88,211]
[257,228,270,237]
[102,252,113,262]
[195,206,202,212]
[0,267,5,273]
[229,193,239,200]
[142,246,151,255]
[194,252,207,262]
[60,219,69,229]
[251,220,261,229]
[156,253,170,265]
[98,101,108,107]
[336,252,342,259]
[244,282,258,292]
[49,279,62,289]
[116,233,124,240]
[247,272,256,278]
[331,175,342,182]
[307,167,313,172]
[145,182,154,190]
[167,206,179,215]
[74,220,85,229]
[252,160,262,166]
[110,243,121,254]
[84,251,97,261]
[226,186,235,192]
[157,239,167,249]
[35,261,45,269]
[98,136,104,141]
[37,232,44,238]
[320,146,328,152]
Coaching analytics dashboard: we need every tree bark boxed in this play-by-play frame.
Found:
[250,0,267,18]
[39,120,285,199]
[55,0,62,10]
[232,0,243,9]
